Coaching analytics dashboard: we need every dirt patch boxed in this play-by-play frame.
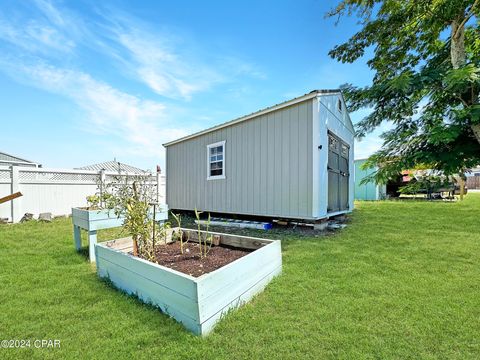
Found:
[139,241,252,277]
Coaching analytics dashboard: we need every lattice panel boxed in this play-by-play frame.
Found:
[15,170,159,185]
[78,174,99,182]
[18,171,98,183]
[104,175,124,183]
[18,171,38,181]
[0,170,11,180]
[104,175,157,183]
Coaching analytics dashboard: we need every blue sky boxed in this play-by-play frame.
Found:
[0,0,384,171]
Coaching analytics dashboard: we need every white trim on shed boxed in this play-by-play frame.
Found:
[206,140,226,180]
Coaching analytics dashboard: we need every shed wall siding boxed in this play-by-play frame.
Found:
[166,100,314,219]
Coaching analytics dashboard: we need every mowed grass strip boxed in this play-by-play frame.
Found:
[0,195,479,359]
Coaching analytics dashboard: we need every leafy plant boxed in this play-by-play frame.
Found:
[140,221,171,263]
[119,182,152,256]
[86,180,116,210]
[86,194,101,210]
[102,175,158,257]
[87,174,219,263]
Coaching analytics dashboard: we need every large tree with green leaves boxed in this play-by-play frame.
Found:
[328,0,480,183]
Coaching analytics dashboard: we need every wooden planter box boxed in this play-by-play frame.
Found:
[72,206,168,262]
[95,228,282,336]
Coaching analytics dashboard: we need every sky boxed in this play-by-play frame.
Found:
[0,0,385,171]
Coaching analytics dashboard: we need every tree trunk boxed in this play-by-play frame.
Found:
[450,18,466,69]
[451,18,468,199]
[472,124,480,143]
[459,177,465,201]
[451,16,480,147]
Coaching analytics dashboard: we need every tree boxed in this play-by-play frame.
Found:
[328,0,480,183]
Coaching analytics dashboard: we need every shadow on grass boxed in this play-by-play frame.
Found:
[77,246,90,260]
[390,196,459,203]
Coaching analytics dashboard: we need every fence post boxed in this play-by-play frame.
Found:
[99,169,106,206]
[156,169,161,203]
[10,166,20,223]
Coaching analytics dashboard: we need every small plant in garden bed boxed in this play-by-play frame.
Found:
[171,212,188,254]
[85,177,117,210]
[84,175,154,256]
[194,208,213,259]
[136,210,251,277]
[96,177,252,275]
[150,240,251,277]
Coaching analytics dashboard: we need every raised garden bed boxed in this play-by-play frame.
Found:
[95,228,282,336]
[72,206,168,262]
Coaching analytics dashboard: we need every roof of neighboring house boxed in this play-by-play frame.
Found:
[468,166,480,174]
[163,89,352,147]
[0,151,41,167]
[75,160,149,174]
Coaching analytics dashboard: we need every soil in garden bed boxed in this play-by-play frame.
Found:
[145,242,252,277]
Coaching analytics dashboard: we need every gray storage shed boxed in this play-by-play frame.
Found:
[163,90,355,221]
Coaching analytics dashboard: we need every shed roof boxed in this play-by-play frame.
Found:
[75,160,149,174]
[163,89,349,147]
[0,151,41,166]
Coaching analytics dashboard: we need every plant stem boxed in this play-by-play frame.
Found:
[132,235,138,257]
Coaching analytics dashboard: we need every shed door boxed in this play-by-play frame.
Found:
[327,132,350,213]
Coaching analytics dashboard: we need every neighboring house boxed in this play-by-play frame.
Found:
[0,151,41,168]
[76,160,150,174]
[466,166,480,190]
[354,159,386,200]
[164,90,354,222]
[467,166,480,176]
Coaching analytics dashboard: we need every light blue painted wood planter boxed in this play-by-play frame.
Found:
[95,229,282,336]
[72,206,168,262]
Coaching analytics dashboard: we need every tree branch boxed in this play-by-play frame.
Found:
[453,0,479,39]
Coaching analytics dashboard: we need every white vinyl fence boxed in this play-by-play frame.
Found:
[0,165,166,223]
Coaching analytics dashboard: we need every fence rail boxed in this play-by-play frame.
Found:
[0,165,166,223]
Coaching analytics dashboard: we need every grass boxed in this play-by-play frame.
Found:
[0,195,479,359]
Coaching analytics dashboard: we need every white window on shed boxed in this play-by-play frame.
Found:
[207,141,226,180]
[337,98,342,112]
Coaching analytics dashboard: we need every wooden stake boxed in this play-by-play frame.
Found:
[0,192,22,204]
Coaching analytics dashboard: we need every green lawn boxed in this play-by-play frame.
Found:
[1,195,479,359]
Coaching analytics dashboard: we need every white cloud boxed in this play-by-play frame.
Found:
[116,30,220,99]
[0,0,266,165]
[33,0,67,28]
[0,18,75,54]
[1,0,266,101]
[5,61,195,161]
[218,56,267,80]
[94,11,266,100]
